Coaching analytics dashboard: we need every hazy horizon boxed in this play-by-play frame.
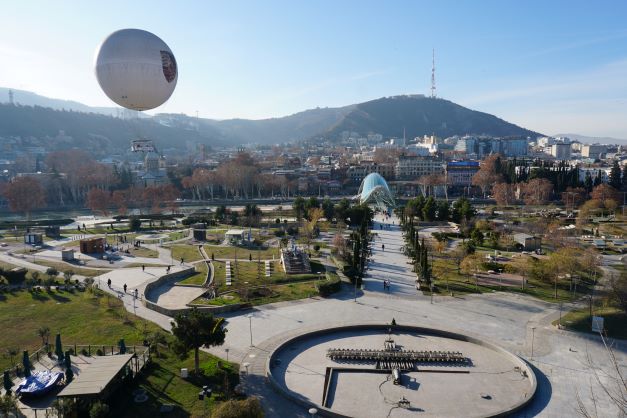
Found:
[2,1,627,138]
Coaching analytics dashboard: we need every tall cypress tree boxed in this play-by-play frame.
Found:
[609,161,622,189]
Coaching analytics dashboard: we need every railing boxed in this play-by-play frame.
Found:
[3,344,150,381]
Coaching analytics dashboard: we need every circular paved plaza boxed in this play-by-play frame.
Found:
[268,324,536,418]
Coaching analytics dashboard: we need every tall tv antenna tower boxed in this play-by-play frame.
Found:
[430,49,436,98]
[8,89,14,105]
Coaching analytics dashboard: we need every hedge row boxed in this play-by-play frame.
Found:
[0,218,73,229]
[316,272,342,297]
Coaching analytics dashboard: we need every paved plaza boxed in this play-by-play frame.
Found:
[272,327,535,417]
[202,214,626,418]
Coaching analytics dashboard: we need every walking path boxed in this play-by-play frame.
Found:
[361,213,424,298]
[95,267,177,330]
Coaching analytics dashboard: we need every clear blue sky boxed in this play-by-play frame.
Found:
[2,0,627,137]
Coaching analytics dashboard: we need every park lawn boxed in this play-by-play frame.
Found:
[192,280,320,307]
[167,230,189,241]
[128,247,159,258]
[0,289,161,371]
[249,281,319,306]
[192,293,241,306]
[110,347,239,418]
[34,259,110,278]
[178,262,208,286]
[430,256,594,302]
[171,245,204,263]
[212,260,324,292]
[203,245,279,261]
[555,305,627,339]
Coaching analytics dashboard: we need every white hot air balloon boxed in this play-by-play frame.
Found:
[95,29,177,111]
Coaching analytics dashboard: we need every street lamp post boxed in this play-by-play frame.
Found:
[247,314,253,347]
[531,326,536,360]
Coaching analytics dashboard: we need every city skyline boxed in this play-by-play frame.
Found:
[2,1,627,138]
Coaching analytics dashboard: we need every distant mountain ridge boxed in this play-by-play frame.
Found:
[0,88,542,154]
[324,95,539,139]
[0,87,118,116]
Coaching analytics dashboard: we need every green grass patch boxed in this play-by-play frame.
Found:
[211,260,324,292]
[555,305,627,339]
[178,262,208,286]
[110,348,239,418]
[33,259,110,278]
[203,245,279,261]
[0,289,161,371]
[430,255,595,302]
[192,280,320,307]
[32,259,109,278]
[171,245,203,263]
[128,247,159,258]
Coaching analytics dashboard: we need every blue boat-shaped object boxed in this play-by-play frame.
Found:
[16,370,64,397]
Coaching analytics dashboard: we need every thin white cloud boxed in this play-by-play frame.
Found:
[459,58,627,106]
[517,29,627,60]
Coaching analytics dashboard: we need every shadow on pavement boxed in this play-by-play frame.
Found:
[512,362,551,417]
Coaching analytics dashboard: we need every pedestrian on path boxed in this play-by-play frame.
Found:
[134,289,138,299]
[382,244,385,251]
[107,278,111,288]
[180,257,184,265]
[142,264,145,272]
[123,283,127,294]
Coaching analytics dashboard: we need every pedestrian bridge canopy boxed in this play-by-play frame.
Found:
[358,173,395,211]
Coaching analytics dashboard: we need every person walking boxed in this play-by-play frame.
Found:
[382,244,385,252]
[134,289,138,299]
[142,264,145,272]
[123,283,127,294]
[107,278,111,288]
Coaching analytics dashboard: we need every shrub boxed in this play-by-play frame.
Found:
[316,273,341,297]
[2,268,27,284]
[211,397,263,418]
[45,267,59,278]
[313,244,321,252]
[286,226,298,236]
[273,229,285,237]
[128,217,142,231]
[89,401,109,418]
[95,349,104,356]
[43,277,55,290]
